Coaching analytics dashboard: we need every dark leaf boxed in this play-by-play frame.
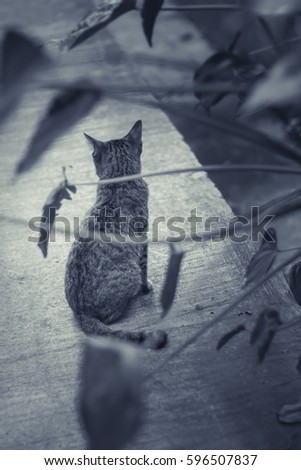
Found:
[160,244,185,317]
[244,54,301,112]
[143,330,167,349]
[250,308,282,362]
[228,31,242,54]
[38,169,76,257]
[244,0,301,15]
[244,227,277,287]
[278,398,301,424]
[141,0,164,47]
[0,29,50,124]
[80,336,141,450]
[283,115,301,146]
[15,81,102,175]
[287,262,301,306]
[0,93,19,125]
[193,51,234,113]
[269,104,301,147]
[59,0,136,52]
[193,32,265,113]
[216,325,246,350]
[250,311,266,345]
[1,29,50,89]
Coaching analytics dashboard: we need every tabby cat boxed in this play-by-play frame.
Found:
[65,120,167,349]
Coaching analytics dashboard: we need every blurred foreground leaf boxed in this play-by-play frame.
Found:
[244,228,277,287]
[244,54,301,111]
[38,168,76,257]
[244,0,301,16]
[216,324,246,350]
[287,262,301,306]
[59,0,136,52]
[80,337,141,450]
[278,356,301,424]
[0,29,50,123]
[278,398,301,424]
[160,244,185,317]
[15,81,102,175]
[141,0,164,47]
[250,308,282,362]
[193,32,265,114]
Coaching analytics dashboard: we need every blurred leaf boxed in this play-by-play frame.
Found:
[287,262,301,306]
[193,51,235,113]
[143,330,167,349]
[15,81,102,175]
[160,244,185,317]
[59,0,136,52]
[283,115,301,145]
[250,308,282,362]
[1,29,48,88]
[0,29,51,123]
[38,168,76,257]
[278,355,301,424]
[244,0,301,16]
[193,32,265,113]
[80,337,141,450]
[260,188,301,217]
[257,16,282,56]
[244,228,277,287]
[141,0,164,47]
[278,399,301,424]
[244,54,301,111]
[216,325,246,350]
[228,31,242,54]
[269,107,301,147]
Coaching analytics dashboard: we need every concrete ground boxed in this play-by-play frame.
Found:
[1,0,301,450]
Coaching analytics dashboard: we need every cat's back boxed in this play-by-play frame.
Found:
[65,120,147,314]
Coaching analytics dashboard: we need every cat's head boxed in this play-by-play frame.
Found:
[84,120,143,179]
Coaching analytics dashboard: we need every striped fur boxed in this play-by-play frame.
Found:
[65,121,167,349]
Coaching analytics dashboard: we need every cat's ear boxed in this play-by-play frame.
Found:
[84,133,103,152]
[124,120,142,143]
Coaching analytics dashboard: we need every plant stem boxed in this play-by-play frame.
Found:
[75,164,301,187]
[278,247,301,253]
[259,188,301,213]
[250,36,301,56]
[43,181,301,248]
[144,250,301,380]
[257,16,282,57]
[135,5,242,12]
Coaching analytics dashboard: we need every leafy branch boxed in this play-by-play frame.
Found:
[117,95,301,163]
[5,27,301,173]
[145,250,301,380]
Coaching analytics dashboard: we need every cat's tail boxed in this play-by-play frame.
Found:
[77,314,167,350]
